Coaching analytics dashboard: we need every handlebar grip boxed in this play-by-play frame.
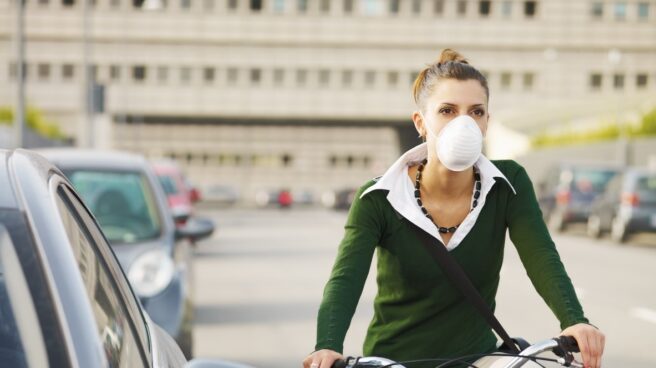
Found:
[558,335,580,353]
[331,359,348,368]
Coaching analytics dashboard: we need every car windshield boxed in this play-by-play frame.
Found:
[158,175,180,195]
[65,170,162,244]
[571,169,617,194]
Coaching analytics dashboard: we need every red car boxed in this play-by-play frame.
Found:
[152,160,199,227]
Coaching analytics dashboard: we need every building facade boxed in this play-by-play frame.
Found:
[1,0,655,203]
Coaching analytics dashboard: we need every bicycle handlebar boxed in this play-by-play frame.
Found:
[331,335,581,368]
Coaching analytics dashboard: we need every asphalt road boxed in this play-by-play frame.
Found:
[191,207,656,368]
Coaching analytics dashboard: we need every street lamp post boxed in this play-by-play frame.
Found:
[15,0,26,149]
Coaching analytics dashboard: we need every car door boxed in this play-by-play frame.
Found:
[52,179,155,368]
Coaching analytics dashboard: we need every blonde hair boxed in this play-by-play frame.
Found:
[412,48,489,110]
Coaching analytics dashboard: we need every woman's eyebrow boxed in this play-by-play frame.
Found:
[439,103,486,108]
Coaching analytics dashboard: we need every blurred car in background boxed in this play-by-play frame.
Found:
[39,149,214,358]
[537,162,620,232]
[202,184,240,207]
[255,189,293,208]
[323,188,357,211]
[152,160,195,228]
[0,149,251,368]
[587,168,656,242]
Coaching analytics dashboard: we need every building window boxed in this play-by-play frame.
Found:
[250,68,262,84]
[180,67,192,83]
[320,0,330,13]
[62,0,75,6]
[132,65,146,82]
[637,2,649,20]
[296,69,307,86]
[180,0,191,10]
[62,64,75,80]
[227,67,238,85]
[434,0,444,14]
[227,0,238,11]
[457,0,467,15]
[524,1,537,17]
[203,67,215,83]
[412,0,421,14]
[319,69,330,86]
[298,0,308,13]
[500,72,512,89]
[157,66,168,83]
[479,0,491,16]
[250,0,262,11]
[501,0,512,16]
[614,2,626,20]
[203,0,215,10]
[363,0,385,15]
[389,0,400,14]
[273,0,285,12]
[591,2,603,18]
[110,0,121,8]
[37,63,50,81]
[364,70,376,87]
[344,0,354,13]
[387,71,398,87]
[273,68,285,85]
[636,73,648,88]
[409,70,420,85]
[342,70,353,87]
[522,72,534,90]
[613,74,624,89]
[590,73,602,90]
[38,0,49,5]
[110,65,121,81]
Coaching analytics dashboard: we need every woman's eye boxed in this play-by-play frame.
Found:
[439,108,453,114]
[472,110,485,117]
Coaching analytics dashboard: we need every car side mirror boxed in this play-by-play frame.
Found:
[185,358,256,368]
[175,217,215,242]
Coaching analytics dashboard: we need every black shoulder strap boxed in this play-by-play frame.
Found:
[406,220,521,354]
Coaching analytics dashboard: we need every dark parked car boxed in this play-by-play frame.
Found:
[0,149,252,368]
[587,168,656,242]
[537,163,620,231]
[39,149,214,358]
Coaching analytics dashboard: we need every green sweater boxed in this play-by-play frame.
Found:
[315,160,589,367]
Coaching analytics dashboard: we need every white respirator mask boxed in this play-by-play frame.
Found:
[423,114,483,172]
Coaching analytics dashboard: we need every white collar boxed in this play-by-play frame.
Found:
[360,142,516,250]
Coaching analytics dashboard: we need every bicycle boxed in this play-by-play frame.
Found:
[331,335,582,368]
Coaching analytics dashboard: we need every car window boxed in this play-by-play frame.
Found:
[635,173,656,201]
[63,170,162,244]
[0,209,70,368]
[54,186,149,368]
[158,175,180,195]
[571,169,617,194]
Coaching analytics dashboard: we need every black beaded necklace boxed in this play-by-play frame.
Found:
[414,158,481,234]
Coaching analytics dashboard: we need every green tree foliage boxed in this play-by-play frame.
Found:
[532,108,656,148]
[0,106,66,139]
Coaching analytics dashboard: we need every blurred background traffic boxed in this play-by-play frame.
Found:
[1,0,656,367]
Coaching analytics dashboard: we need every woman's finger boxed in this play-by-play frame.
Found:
[587,332,599,368]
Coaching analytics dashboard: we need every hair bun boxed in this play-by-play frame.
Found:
[437,48,469,65]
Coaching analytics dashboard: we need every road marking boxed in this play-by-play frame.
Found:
[630,307,656,324]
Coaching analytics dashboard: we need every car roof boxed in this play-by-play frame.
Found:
[37,148,149,171]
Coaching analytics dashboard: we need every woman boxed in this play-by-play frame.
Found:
[303,49,605,368]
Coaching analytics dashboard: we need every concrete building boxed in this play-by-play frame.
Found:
[1,0,655,203]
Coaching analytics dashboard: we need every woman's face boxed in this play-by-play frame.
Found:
[413,78,489,142]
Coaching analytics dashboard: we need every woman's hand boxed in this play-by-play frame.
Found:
[560,323,605,368]
[303,349,344,368]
